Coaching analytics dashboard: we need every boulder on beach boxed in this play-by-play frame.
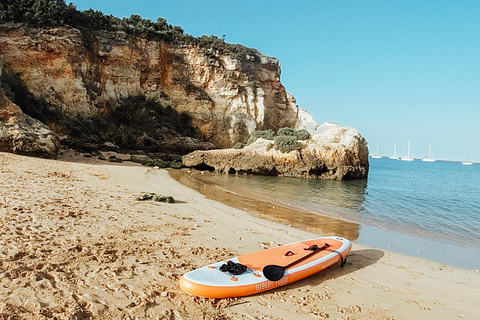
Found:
[0,93,59,158]
[182,123,369,180]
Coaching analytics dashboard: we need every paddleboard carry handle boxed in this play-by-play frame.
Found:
[329,249,347,267]
[283,243,330,269]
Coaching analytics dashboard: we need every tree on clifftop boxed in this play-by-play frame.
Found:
[0,0,259,60]
[0,0,73,27]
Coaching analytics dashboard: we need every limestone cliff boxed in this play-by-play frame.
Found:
[183,122,369,180]
[0,23,369,178]
[0,23,307,148]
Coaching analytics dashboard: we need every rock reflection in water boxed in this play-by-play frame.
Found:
[169,170,363,240]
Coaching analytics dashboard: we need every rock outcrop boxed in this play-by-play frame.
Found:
[183,123,369,180]
[0,24,311,148]
[0,83,59,158]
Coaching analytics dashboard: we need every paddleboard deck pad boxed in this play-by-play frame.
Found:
[179,236,351,298]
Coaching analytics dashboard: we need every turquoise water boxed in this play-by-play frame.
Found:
[361,158,480,245]
[186,158,480,270]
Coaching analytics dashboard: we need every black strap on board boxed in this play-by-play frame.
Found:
[304,244,320,251]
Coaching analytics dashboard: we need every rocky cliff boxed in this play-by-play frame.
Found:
[183,123,369,180]
[0,23,369,179]
[0,23,312,149]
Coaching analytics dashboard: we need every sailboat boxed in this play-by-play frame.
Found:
[371,143,383,159]
[422,142,436,162]
[462,152,473,165]
[401,141,414,161]
[389,143,399,160]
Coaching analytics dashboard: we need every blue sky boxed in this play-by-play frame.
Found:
[71,0,480,161]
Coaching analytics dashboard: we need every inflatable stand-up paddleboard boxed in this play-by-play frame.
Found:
[179,236,351,298]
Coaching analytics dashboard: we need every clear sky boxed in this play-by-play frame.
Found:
[71,0,480,161]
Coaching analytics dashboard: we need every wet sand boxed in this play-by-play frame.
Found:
[168,170,361,240]
[1,151,479,319]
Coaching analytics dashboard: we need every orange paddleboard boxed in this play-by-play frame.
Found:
[179,236,351,298]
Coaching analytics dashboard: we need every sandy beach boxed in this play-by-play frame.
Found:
[1,151,479,319]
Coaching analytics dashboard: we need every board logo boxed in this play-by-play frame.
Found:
[255,276,289,292]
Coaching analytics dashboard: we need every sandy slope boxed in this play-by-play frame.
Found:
[0,151,479,319]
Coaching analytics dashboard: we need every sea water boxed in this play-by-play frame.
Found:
[182,158,480,270]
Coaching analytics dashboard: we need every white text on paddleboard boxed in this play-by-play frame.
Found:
[255,276,289,292]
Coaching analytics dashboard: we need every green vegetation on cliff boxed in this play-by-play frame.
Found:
[245,128,311,153]
[0,0,259,60]
[246,129,275,145]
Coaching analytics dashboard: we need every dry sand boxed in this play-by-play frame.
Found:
[1,151,479,319]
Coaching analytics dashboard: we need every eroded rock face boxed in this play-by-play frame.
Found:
[0,90,59,158]
[0,24,309,148]
[0,52,58,157]
[182,123,369,180]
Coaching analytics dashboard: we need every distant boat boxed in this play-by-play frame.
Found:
[462,152,473,165]
[401,141,414,161]
[371,142,383,159]
[389,143,399,160]
[422,142,436,162]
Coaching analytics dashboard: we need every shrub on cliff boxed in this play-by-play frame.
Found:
[0,0,179,42]
[0,0,77,28]
[274,135,301,153]
[246,129,275,145]
[277,127,296,136]
[295,129,310,140]
[185,35,259,61]
[276,127,310,140]
[0,0,258,61]
[246,127,310,149]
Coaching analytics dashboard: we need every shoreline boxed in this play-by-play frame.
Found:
[170,169,480,270]
[1,151,479,319]
[168,170,362,240]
